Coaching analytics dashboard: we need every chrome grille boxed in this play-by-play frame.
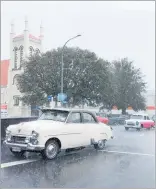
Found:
[127,122,135,126]
[11,136,26,144]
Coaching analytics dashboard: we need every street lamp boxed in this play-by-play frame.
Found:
[61,35,81,95]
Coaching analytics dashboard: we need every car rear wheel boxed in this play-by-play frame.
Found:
[94,139,106,150]
[125,127,129,131]
[41,140,60,160]
[10,148,25,157]
[136,128,141,131]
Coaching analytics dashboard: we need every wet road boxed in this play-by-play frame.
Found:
[1,127,155,188]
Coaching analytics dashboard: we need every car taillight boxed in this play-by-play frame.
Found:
[106,125,113,130]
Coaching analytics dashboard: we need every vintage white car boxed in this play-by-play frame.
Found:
[125,113,155,131]
[4,108,113,160]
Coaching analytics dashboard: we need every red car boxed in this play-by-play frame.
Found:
[95,112,109,124]
[95,112,113,130]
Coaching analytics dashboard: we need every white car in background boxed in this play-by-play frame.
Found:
[125,113,155,131]
[4,108,113,160]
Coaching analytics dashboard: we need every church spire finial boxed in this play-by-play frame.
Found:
[40,20,43,37]
[25,16,28,31]
[11,19,15,34]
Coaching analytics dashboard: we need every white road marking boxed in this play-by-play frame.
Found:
[1,151,79,169]
[1,159,38,169]
[99,150,155,157]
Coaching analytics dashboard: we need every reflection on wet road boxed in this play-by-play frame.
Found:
[1,127,155,188]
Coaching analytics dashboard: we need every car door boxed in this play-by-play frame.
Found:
[81,112,102,144]
[143,116,149,128]
[146,116,153,127]
[65,112,89,148]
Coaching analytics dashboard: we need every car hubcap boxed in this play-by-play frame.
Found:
[46,143,57,159]
[98,140,105,148]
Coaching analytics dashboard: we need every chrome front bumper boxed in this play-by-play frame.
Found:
[125,125,139,128]
[3,140,44,151]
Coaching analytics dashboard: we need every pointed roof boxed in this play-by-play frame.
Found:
[13,34,40,41]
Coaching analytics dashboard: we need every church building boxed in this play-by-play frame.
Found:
[1,18,44,117]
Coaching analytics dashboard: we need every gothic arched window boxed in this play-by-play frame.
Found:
[19,46,24,67]
[35,48,40,55]
[13,74,20,85]
[13,47,18,69]
[29,46,34,57]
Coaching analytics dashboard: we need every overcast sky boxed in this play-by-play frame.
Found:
[1,1,155,90]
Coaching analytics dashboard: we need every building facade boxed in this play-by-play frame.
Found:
[1,18,44,117]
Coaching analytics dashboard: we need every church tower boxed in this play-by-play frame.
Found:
[7,18,44,116]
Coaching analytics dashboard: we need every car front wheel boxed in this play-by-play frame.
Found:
[94,139,106,150]
[41,140,60,160]
[125,127,129,131]
[136,128,141,131]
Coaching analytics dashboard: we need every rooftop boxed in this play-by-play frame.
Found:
[13,34,40,41]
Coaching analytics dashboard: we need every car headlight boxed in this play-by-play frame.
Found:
[136,121,139,125]
[30,131,39,145]
[5,129,12,141]
[31,130,39,138]
[7,135,12,142]
[25,137,30,143]
[6,128,11,135]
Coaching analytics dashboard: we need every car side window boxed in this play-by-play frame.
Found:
[146,116,150,120]
[67,113,81,123]
[83,113,96,123]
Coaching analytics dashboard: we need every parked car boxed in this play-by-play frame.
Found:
[4,108,113,160]
[108,114,129,125]
[84,110,112,129]
[151,115,156,123]
[95,112,109,125]
[125,113,155,131]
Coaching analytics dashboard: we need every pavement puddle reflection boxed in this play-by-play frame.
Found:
[99,150,155,157]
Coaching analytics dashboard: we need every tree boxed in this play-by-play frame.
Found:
[17,47,112,107]
[111,58,146,114]
[98,62,117,111]
[17,51,61,106]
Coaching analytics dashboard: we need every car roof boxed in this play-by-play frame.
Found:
[41,107,95,114]
[41,107,71,112]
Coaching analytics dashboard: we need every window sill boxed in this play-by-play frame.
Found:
[12,67,21,71]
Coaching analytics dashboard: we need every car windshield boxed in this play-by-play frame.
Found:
[39,110,69,122]
[130,115,144,120]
